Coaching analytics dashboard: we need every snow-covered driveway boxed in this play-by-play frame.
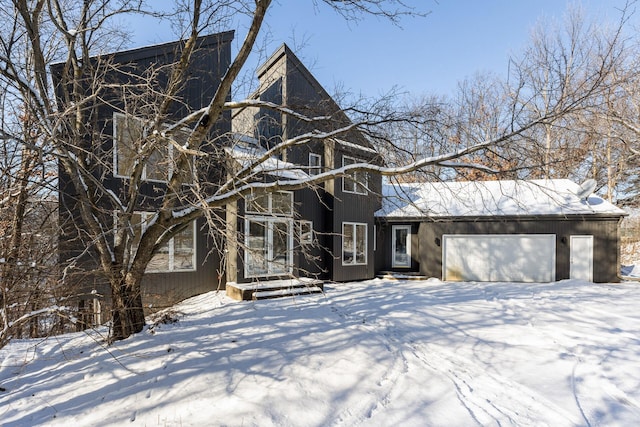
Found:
[1,278,639,426]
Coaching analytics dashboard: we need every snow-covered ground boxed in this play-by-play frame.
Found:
[1,278,640,426]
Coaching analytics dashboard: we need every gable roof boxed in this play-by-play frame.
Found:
[51,31,234,69]
[377,179,627,219]
[251,43,377,153]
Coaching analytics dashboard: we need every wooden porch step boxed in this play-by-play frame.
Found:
[226,278,324,301]
[253,285,323,300]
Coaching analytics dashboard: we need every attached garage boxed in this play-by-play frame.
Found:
[375,179,627,283]
[442,234,556,282]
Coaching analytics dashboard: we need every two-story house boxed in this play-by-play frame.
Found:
[55,34,381,316]
[55,33,626,323]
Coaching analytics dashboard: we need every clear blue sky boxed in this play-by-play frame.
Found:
[131,1,634,99]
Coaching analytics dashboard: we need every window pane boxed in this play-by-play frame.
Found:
[116,115,142,177]
[309,153,321,175]
[343,156,367,194]
[300,221,313,245]
[271,221,290,274]
[247,193,268,213]
[343,224,354,264]
[148,241,170,271]
[247,220,268,275]
[394,228,409,266]
[146,143,169,181]
[272,192,293,216]
[355,224,367,264]
[173,223,195,270]
[355,170,368,194]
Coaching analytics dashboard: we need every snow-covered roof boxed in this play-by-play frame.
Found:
[377,179,627,219]
[334,138,378,155]
[226,140,309,181]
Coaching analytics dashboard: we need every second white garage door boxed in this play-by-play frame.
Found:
[442,234,556,282]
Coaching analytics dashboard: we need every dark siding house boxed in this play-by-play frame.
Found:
[376,180,627,283]
[54,32,234,314]
[229,45,382,288]
[57,37,384,311]
[56,34,627,316]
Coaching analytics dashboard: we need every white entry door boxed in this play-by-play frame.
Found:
[570,235,594,281]
[392,225,411,268]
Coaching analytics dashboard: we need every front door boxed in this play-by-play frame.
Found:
[392,225,411,268]
[570,235,594,281]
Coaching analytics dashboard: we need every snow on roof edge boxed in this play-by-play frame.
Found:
[376,179,626,219]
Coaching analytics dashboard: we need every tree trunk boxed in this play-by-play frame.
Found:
[109,275,146,342]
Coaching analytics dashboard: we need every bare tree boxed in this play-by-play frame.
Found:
[0,76,60,346]
[506,4,629,185]
[0,0,625,345]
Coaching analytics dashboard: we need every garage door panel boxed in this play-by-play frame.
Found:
[444,237,490,281]
[443,234,556,282]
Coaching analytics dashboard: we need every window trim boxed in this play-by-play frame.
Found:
[342,222,368,266]
[341,155,368,195]
[308,152,322,176]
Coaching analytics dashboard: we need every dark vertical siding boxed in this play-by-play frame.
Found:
[141,216,224,310]
[329,151,382,282]
[295,188,330,279]
[377,216,622,283]
[55,33,233,314]
[246,44,382,284]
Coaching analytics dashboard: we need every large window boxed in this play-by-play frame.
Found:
[124,212,196,273]
[342,156,368,195]
[113,113,193,182]
[342,222,367,265]
[244,191,294,277]
[245,218,293,277]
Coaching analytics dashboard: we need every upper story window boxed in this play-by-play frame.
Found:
[309,153,322,176]
[113,113,192,183]
[342,155,368,195]
[245,191,293,216]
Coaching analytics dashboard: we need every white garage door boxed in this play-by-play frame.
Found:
[442,234,556,282]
